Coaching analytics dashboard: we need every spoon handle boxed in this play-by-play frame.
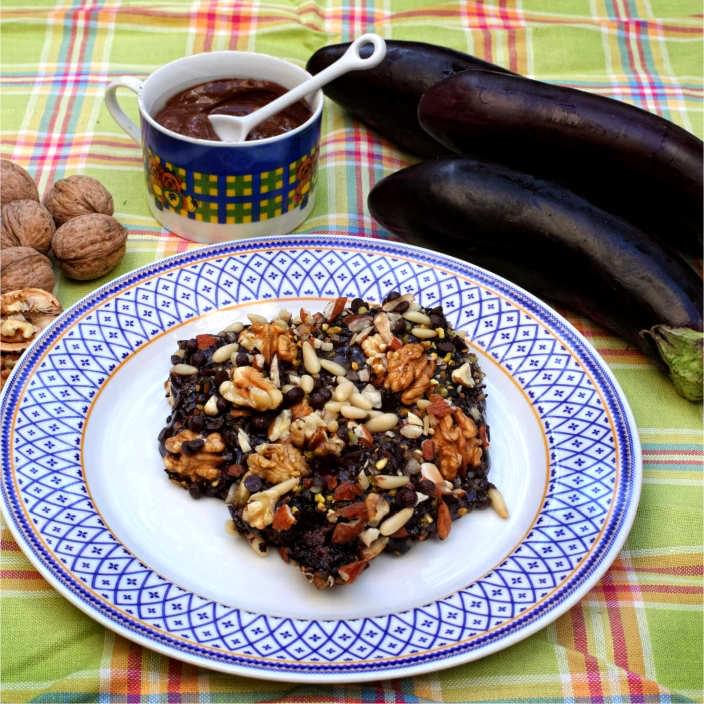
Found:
[239,34,387,132]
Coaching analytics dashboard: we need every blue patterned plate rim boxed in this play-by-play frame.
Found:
[0,234,642,683]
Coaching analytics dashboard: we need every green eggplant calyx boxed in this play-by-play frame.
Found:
[642,325,703,402]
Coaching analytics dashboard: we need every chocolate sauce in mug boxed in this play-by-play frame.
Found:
[154,78,313,141]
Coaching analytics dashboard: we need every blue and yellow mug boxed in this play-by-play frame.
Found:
[105,51,322,243]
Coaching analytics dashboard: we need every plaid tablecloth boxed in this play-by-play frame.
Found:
[1,1,702,702]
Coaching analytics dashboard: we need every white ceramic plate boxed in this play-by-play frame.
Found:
[0,236,641,682]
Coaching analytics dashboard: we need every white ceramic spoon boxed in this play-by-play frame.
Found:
[208,34,386,142]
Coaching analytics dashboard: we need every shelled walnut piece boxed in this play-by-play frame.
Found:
[433,407,483,480]
[163,429,225,482]
[247,442,310,484]
[219,365,283,410]
[0,289,62,352]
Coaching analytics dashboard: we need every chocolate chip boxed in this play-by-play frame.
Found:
[383,291,400,304]
[235,351,249,366]
[429,313,446,328]
[392,318,408,335]
[187,414,204,432]
[453,335,467,351]
[437,340,455,353]
[181,438,205,454]
[250,414,270,432]
[350,298,365,313]
[309,387,332,409]
[283,386,305,407]
[418,478,436,496]
[395,486,417,508]
[244,475,263,493]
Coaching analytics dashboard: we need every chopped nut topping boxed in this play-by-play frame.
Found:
[247,442,309,484]
[242,477,299,529]
[219,365,283,410]
[361,333,387,357]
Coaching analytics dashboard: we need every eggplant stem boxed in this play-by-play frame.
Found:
[642,325,703,402]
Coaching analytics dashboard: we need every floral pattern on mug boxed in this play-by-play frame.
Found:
[290,145,319,209]
[147,150,198,215]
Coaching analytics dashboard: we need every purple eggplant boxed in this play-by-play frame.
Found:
[418,69,703,256]
[368,158,703,400]
[306,41,512,157]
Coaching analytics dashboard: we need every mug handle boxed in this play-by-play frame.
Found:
[105,76,144,145]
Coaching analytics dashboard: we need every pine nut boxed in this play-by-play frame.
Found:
[212,342,237,363]
[341,404,369,419]
[300,374,315,394]
[360,528,380,546]
[400,424,423,439]
[489,487,509,519]
[416,399,431,410]
[403,310,432,325]
[324,401,343,414]
[373,475,410,489]
[333,379,355,402]
[451,361,475,388]
[247,313,268,324]
[277,309,291,321]
[361,536,389,560]
[411,327,437,339]
[302,341,321,374]
[365,413,399,433]
[320,358,347,376]
[220,321,244,333]
[203,395,219,416]
[420,462,443,484]
[171,363,198,376]
[237,428,252,453]
[406,412,423,426]
[350,392,373,410]
[379,508,414,536]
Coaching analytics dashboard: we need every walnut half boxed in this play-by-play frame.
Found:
[163,429,225,482]
[434,408,482,480]
[219,365,283,411]
[247,442,309,485]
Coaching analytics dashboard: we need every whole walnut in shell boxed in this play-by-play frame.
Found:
[52,213,127,280]
[1,160,39,207]
[44,175,114,225]
[0,246,54,293]
[1,200,55,253]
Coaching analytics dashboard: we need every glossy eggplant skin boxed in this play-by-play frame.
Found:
[306,41,511,158]
[418,69,704,255]
[368,159,703,397]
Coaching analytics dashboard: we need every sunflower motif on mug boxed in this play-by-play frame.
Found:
[147,151,198,215]
[290,146,319,209]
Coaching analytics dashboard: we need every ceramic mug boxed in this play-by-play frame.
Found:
[105,51,323,243]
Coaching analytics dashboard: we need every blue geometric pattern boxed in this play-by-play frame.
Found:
[0,236,638,677]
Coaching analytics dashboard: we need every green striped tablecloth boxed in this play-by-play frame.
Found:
[1,1,702,702]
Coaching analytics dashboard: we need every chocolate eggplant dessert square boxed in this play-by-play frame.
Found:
[158,293,505,589]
